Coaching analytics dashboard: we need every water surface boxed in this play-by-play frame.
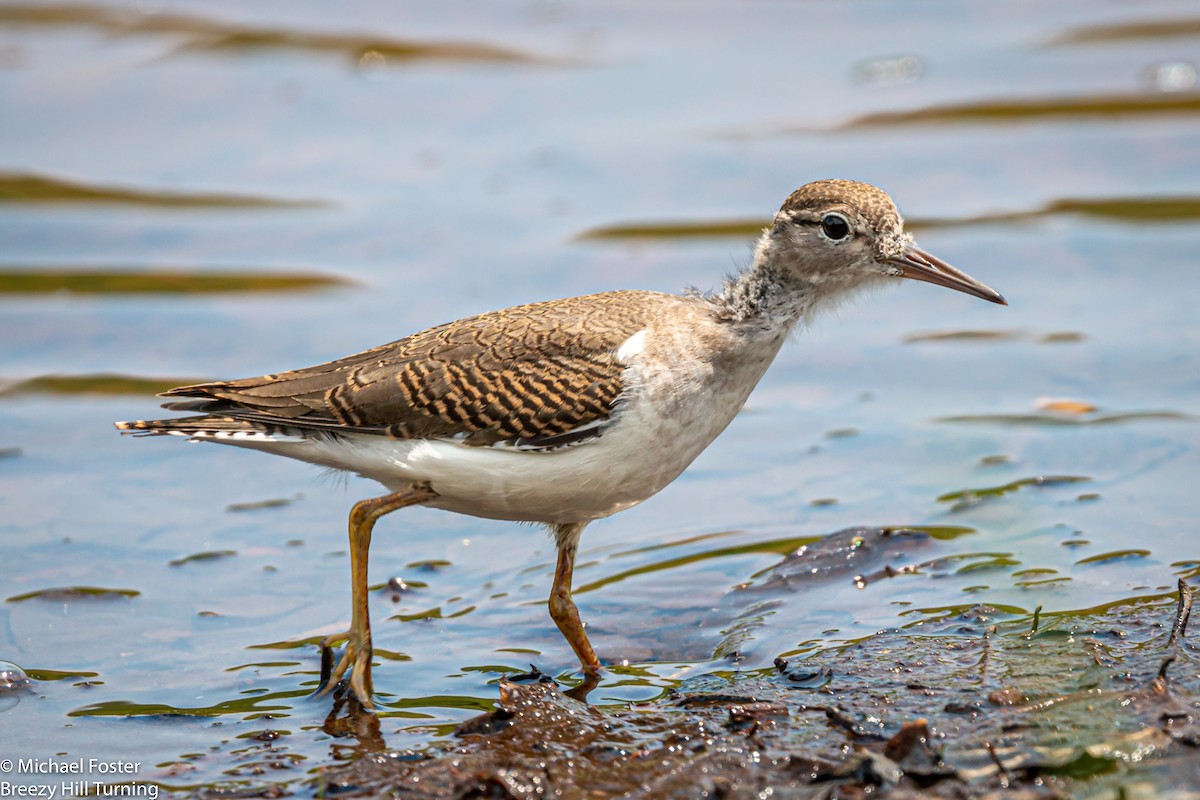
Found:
[1,0,1197,794]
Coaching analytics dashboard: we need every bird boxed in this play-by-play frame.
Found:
[115,179,1005,709]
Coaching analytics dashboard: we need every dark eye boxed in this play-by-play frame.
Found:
[820,213,851,241]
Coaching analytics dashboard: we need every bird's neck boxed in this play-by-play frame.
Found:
[710,229,818,327]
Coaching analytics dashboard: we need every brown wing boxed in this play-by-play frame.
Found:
[160,290,662,447]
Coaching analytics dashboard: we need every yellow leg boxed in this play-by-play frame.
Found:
[547,523,601,673]
[318,482,435,708]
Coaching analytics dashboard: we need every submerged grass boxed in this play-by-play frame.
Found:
[844,92,1200,127]
[6,586,140,602]
[0,373,202,397]
[0,268,349,294]
[1049,17,1200,45]
[0,3,541,64]
[0,172,324,208]
[577,195,1200,243]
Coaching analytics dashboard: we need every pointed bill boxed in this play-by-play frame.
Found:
[887,245,1007,305]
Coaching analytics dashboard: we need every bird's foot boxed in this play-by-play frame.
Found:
[317,629,375,709]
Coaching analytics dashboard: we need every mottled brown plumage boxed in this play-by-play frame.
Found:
[146,290,682,448]
[780,179,901,234]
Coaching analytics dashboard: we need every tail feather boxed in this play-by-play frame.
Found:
[114,415,308,443]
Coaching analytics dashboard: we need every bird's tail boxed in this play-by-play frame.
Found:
[114,416,306,443]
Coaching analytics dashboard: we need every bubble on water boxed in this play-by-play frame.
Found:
[0,662,30,691]
[357,50,388,76]
[0,662,32,712]
[854,54,924,88]
[1148,61,1196,92]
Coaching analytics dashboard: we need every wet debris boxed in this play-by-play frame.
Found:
[386,576,413,602]
[773,659,835,690]
[987,687,1025,706]
[726,701,788,733]
[753,526,934,591]
[1168,577,1193,646]
[315,582,1200,799]
[1035,397,1097,415]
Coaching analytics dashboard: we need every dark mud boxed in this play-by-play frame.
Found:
[307,536,1199,799]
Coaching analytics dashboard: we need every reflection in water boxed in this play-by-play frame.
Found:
[322,694,386,754]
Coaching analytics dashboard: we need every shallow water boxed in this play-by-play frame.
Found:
[1,0,1198,793]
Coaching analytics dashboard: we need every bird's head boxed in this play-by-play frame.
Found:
[765,179,1006,307]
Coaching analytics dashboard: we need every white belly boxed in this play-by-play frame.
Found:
[312,422,693,524]
[290,381,746,523]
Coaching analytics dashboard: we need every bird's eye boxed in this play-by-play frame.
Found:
[820,213,851,242]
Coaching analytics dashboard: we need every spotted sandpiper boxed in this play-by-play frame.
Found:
[116,179,1004,707]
